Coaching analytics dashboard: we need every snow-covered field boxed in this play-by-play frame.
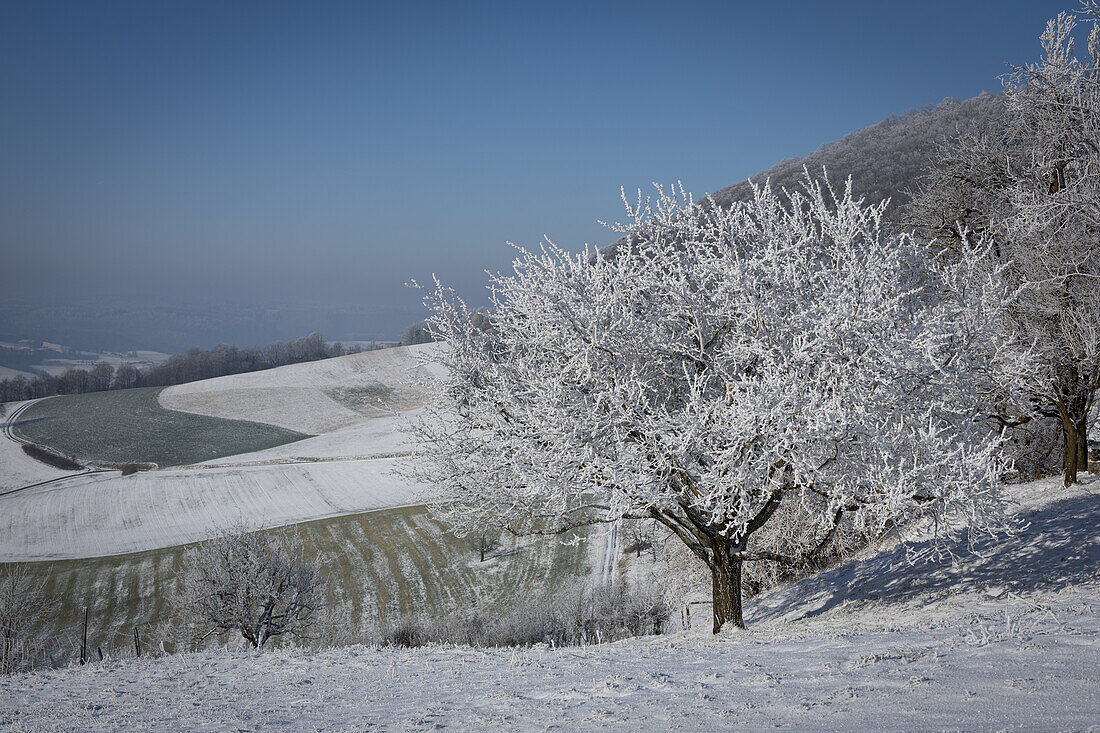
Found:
[11,506,593,654]
[0,365,35,380]
[197,412,415,465]
[0,457,428,561]
[3,477,1097,731]
[160,343,441,434]
[0,402,80,493]
[0,342,172,378]
[0,346,441,560]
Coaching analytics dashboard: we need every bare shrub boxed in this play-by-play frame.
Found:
[310,602,372,650]
[0,566,59,674]
[384,582,668,648]
[472,530,501,562]
[20,444,82,471]
[177,527,326,650]
[622,520,660,560]
[1003,417,1064,482]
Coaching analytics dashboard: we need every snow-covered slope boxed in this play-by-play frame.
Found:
[0,401,81,493]
[0,457,430,560]
[196,412,415,465]
[0,346,443,560]
[159,343,441,434]
[3,477,1097,731]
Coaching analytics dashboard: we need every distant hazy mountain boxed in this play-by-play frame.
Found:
[710,93,1003,223]
[597,93,1004,265]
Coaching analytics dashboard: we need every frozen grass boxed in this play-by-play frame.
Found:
[383,581,669,648]
[0,506,592,655]
[12,388,309,467]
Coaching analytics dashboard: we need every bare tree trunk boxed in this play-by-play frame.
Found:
[2,630,11,675]
[1062,417,1079,487]
[1076,415,1089,471]
[710,540,744,633]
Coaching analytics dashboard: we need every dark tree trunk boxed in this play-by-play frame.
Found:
[710,540,744,633]
[1062,416,1080,487]
[1076,416,1089,472]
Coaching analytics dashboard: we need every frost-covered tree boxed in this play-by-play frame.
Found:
[178,528,325,649]
[0,566,57,674]
[405,176,1012,632]
[910,4,1100,486]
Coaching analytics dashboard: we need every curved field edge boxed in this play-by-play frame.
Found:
[1,505,593,651]
[11,388,311,467]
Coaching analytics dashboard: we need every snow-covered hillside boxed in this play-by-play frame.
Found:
[0,346,440,561]
[3,477,1097,730]
[0,457,424,561]
[0,401,81,493]
[159,343,442,434]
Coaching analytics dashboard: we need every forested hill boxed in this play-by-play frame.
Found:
[712,93,1003,224]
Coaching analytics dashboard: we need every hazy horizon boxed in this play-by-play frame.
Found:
[0,0,1070,352]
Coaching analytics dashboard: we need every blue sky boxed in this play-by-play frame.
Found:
[0,0,1075,343]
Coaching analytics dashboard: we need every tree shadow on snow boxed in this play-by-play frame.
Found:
[747,490,1100,625]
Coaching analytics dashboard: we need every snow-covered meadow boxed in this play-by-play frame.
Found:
[3,477,1096,731]
[0,457,423,561]
[159,342,441,434]
[0,345,440,562]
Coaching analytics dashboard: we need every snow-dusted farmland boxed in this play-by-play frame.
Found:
[0,457,429,561]
[197,412,415,465]
[160,343,442,435]
[0,401,81,493]
[13,388,310,467]
[0,345,443,560]
[3,478,1097,731]
[9,506,594,655]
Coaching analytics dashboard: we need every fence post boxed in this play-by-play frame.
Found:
[80,606,88,665]
[134,627,141,658]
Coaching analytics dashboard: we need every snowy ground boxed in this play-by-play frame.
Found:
[196,412,415,465]
[0,346,440,561]
[2,477,1097,731]
[159,343,441,435]
[0,365,36,380]
[0,401,80,493]
[0,456,429,561]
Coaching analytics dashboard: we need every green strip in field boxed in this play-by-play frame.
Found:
[12,387,310,467]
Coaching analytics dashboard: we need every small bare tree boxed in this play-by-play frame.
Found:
[178,528,326,650]
[474,530,501,562]
[623,520,660,560]
[0,565,57,674]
